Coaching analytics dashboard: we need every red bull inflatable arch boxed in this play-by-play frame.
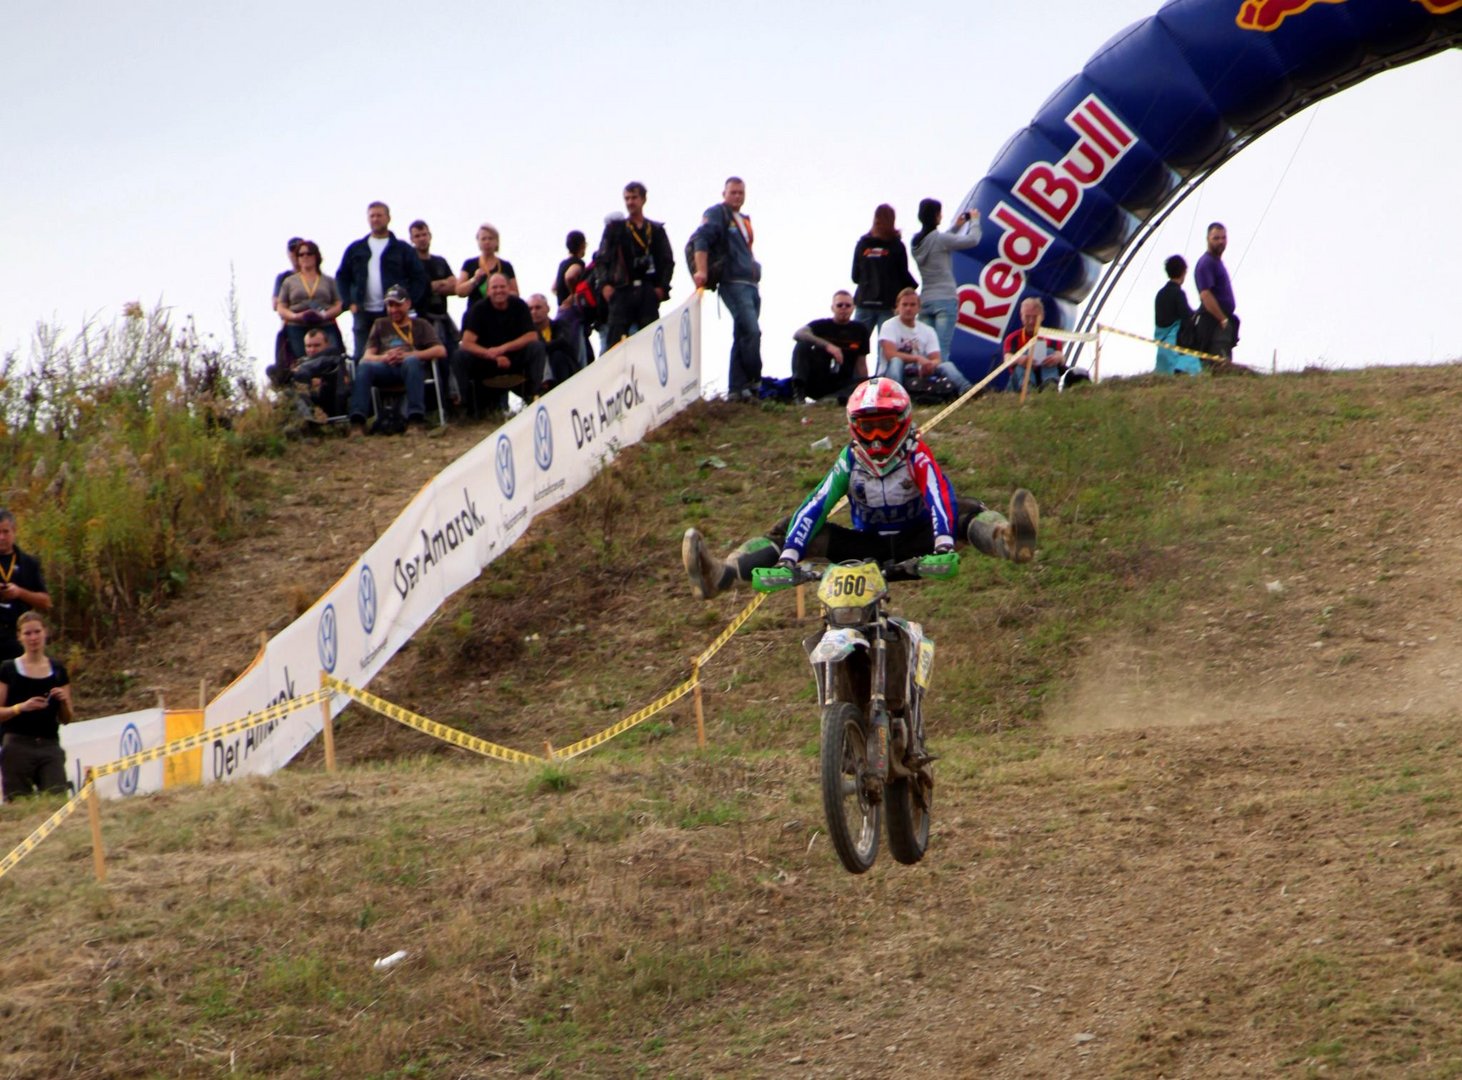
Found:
[951,0,1462,383]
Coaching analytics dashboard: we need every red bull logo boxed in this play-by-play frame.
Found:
[1237,0,1346,31]
[1239,0,1460,30]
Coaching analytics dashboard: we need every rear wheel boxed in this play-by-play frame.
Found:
[820,701,880,873]
[885,770,932,865]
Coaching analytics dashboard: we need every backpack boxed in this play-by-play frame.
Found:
[570,261,610,329]
[371,393,407,435]
[1177,312,1201,351]
[685,206,729,291]
[904,372,961,405]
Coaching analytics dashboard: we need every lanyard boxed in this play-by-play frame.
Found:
[628,221,652,252]
[731,211,753,249]
[298,272,320,300]
[0,553,14,584]
[391,321,415,349]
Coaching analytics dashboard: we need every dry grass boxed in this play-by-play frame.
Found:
[8,366,1462,1076]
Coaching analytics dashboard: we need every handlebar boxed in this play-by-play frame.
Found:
[751,551,959,593]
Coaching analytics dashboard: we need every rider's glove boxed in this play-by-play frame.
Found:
[776,557,797,569]
[917,551,960,579]
[752,564,798,593]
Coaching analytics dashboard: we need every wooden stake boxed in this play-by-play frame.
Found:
[319,671,336,773]
[1020,329,1037,403]
[198,678,207,710]
[85,771,107,883]
[693,660,707,750]
[1094,333,1102,383]
[795,583,805,621]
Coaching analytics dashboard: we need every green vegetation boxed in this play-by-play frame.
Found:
[0,300,275,646]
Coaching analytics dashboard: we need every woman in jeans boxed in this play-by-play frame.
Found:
[911,198,983,362]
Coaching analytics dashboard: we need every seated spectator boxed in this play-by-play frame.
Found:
[0,612,73,802]
[554,230,587,305]
[791,290,870,404]
[275,240,344,363]
[349,286,446,437]
[409,219,461,353]
[1002,297,1065,392]
[528,293,583,393]
[1154,255,1201,375]
[452,274,544,415]
[287,328,348,423]
[272,236,303,302]
[456,223,518,316]
[876,289,974,396]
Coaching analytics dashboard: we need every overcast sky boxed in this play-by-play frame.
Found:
[3,1,1457,390]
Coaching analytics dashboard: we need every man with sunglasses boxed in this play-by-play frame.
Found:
[790,290,870,404]
[682,377,1037,598]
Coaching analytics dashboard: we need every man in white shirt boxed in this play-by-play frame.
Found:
[335,201,428,364]
[876,289,974,395]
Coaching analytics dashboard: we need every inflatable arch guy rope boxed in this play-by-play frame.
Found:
[950,0,1462,383]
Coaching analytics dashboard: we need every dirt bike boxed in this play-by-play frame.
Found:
[753,552,958,873]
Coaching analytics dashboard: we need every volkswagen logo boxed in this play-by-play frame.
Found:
[117,722,143,796]
[679,308,693,368]
[533,406,553,471]
[653,325,669,387]
[495,435,516,499]
[358,564,377,635]
[317,603,338,673]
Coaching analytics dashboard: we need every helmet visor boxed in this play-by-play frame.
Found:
[852,412,906,444]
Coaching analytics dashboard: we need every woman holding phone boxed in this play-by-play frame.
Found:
[0,611,73,801]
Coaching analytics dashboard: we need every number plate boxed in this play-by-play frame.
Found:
[817,562,887,609]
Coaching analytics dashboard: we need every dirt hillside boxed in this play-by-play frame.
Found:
[11,367,1462,1078]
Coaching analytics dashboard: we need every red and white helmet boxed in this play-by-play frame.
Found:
[846,377,914,476]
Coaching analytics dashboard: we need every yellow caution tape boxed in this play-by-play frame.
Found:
[1096,322,1225,364]
[323,675,546,766]
[0,782,89,882]
[695,592,768,666]
[555,679,698,760]
[91,689,332,778]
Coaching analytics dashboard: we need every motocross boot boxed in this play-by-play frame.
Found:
[966,489,1039,563]
[682,531,780,599]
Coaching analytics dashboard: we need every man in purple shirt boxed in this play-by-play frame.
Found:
[1194,222,1238,363]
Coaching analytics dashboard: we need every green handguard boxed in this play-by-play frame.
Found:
[917,552,961,579]
[751,566,797,593]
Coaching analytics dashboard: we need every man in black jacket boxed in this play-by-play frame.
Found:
[336,201,429,363]
[595,181,674,349]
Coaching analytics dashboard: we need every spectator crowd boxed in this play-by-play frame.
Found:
[268,179,1221,435]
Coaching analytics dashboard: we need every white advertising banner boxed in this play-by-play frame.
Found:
[191,293,704,785]
[59,708,166,800]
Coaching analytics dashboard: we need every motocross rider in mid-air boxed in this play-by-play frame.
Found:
[682,377,1039,597]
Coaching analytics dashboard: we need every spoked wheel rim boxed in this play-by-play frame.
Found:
[821,701,881,873]
[839,719,878,860]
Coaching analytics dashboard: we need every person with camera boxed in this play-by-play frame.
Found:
[0,510,50,664]
[0,612,72,801]
[595,181,675,350]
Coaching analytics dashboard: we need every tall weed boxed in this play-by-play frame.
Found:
[0,295,272,647]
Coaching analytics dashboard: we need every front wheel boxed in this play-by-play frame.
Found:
[820,701,880,873]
